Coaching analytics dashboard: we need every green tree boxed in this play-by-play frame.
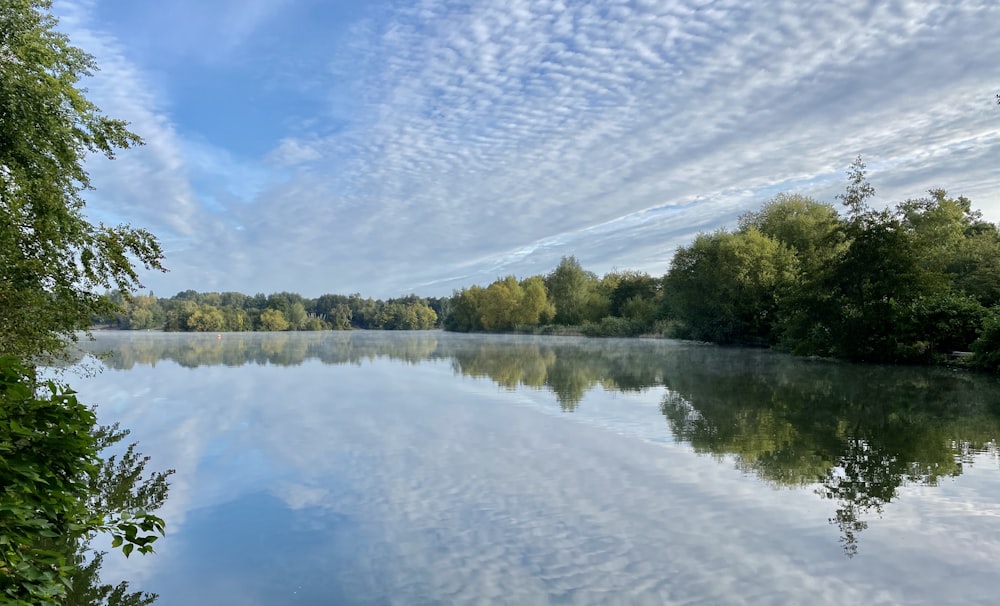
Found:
[738,193,844,272]
[1,2,172,601]
[545,256,604,325]
[603,271,653,317]
[163,300,198,332]
[286,302,308,330]
[1,358,166,604]
[665,228,798,344]
[950,226,1000,307]
[0,0,164,361]
[444,286,485,332]
[972,312,1000,373]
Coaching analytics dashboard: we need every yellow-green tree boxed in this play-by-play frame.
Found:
[259,308,290,331]
[186,306,226,332]
[737,193,844,273]
[518,276,555,326]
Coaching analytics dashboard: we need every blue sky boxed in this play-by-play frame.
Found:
[55,0,1000,299]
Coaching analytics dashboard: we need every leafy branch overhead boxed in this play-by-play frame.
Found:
[0,0,165,362]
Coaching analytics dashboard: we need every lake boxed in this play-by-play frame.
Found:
[71,331,1000,605]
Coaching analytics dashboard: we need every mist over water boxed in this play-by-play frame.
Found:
[75,331,1000,605]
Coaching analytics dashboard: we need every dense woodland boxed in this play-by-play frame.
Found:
[106,159,1000,374]
[99,291,445,332]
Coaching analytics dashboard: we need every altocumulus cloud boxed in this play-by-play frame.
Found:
[55,0,1000,298]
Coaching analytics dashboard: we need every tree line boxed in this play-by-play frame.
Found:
[99,291,444,332]
[664,159,1000,368]
[110,160,1000,374]
[445,159,1000,373]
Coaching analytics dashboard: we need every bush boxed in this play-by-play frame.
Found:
[972,312,1000,374]
[579,317,647,337]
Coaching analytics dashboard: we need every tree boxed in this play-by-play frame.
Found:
[186,306,225,332]
[665,228,798,344]
[479,277,523,331]
[774,161,990,361]
[838,156,876,222]
[545,256,604,325]
[0,2,169,601]
[738,193,844,273]
[0,0,165,361]
[1,358,165,604]
[603,270,660,319]
[444,286,486,332]
[518,276,555,327]
[259,308,290,331]
[286,302,308,330]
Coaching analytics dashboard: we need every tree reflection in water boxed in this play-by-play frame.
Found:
[82,332,1000,557]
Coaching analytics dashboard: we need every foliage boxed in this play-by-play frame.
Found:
[0,357,165,605]
[444,286,486,332]
[602,270,662,326]
[972,312,1000,373]
[737,193,844,272]
[1,2,172,602]
[372,301,437,330]
[578,316,647,337]
[100,290,444,332]
[665,227,798,345]
[0,0,164,361]
[445,276,554,332]
[545,257,606,325]
[258,308,290,331]
[658,158,1000,364]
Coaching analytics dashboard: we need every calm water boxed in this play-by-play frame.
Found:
[72,331,1000,605]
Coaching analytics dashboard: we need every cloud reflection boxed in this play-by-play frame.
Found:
[73,332,1000,604]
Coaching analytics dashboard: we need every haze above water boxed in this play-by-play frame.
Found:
[73,332,1000,605]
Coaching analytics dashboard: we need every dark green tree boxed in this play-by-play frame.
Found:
[665,228,798,344]
[0,0,164,361]
[1,2,170,602]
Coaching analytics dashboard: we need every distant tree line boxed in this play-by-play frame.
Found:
[98,291,444,332]
[100,159,1000,373]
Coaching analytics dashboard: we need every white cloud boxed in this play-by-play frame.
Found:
[266,137,323,167]
[52,0,1000,297]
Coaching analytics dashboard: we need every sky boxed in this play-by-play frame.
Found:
[53,0,1000,299]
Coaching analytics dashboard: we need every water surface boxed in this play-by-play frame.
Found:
[74,331,1000,605]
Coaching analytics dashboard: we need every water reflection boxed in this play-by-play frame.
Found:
[81,331,1000,558]
[657,347,1000,556]
[89,331,666,410]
